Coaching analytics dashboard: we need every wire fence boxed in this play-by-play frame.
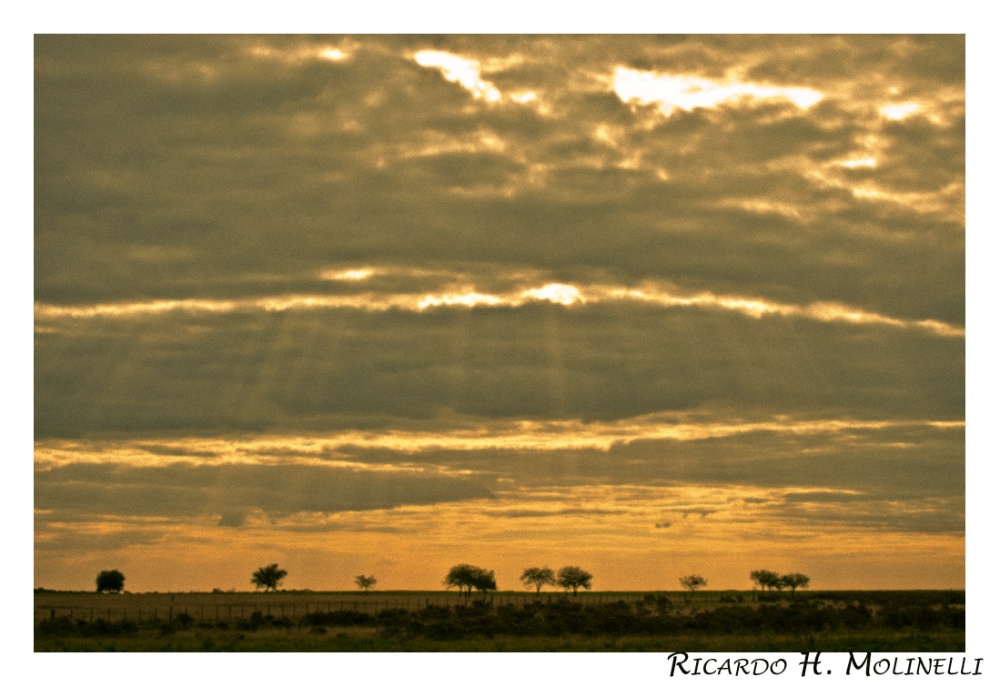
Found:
[34,592,672,625]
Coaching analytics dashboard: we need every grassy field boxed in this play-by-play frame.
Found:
[35,627,964,652]
[34,590,657,624]
[34,589,964,652]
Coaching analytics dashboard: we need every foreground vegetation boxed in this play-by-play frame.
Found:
[35,590,964,652]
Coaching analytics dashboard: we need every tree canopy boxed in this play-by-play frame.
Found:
[750,569,781,592]
[556,566,593,596]
[444,564,495,598]
[679,574,708,594]
[781,572,810,593]
[472,569,497,595]
[520,566,556,594]
[96,569,125,593]
[354,574,377,592]
[751,569,810,593]
[251,563,287,592]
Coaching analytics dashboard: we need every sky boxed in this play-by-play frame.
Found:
[33,33,966,593]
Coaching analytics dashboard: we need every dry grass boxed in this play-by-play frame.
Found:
[34,590,701,624]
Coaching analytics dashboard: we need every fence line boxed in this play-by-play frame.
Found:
[35,592,673,625]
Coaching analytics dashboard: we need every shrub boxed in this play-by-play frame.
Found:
[415,604,451,621]
[34,617,76,636]
[424,619,465,640]
[299,610,371,627]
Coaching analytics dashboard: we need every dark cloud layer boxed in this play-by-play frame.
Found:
[35,462,494,520]
[35,304,963,437]
[330,421,965,501]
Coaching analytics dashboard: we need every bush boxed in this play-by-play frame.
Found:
[416,604,452,621]
[34,617,77,636]
[880,604,941,631]
[424,619,465,640]
[838,602,873,629]
[299,610,371,627]
[455,601,492,618]
[35,617,139,638]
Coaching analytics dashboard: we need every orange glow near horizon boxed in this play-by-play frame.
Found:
[35,418,964,592]
[34,488,965,593]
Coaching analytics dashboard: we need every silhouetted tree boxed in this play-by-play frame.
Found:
[557,566,593,596]
[355,574,377,592]
[781,572,810,593]
[520,566,556,595]
[251,563,287,592]
[750,569,781,593]
[471,569,497,597]
[96,569,125,593]
[444,564,491,599]
[680,574,707,596]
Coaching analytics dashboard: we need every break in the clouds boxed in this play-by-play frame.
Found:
[35,35,964,592]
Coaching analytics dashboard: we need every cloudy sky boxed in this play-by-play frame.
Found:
[34,34,965,592]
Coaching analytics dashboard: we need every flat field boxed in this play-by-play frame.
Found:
[35,590,672,625]
[34,589,964,652]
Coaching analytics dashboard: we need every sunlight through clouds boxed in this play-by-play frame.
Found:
[414,49,502,102]
[612,67,824,116]
[520,283,584,305]
[247,41,354,64]
[33,417,964,466]
[34,275,964,338]
[880,102,921,120]
[320,268,377,281]
[837,156,878,169]
[417,292,504,309]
